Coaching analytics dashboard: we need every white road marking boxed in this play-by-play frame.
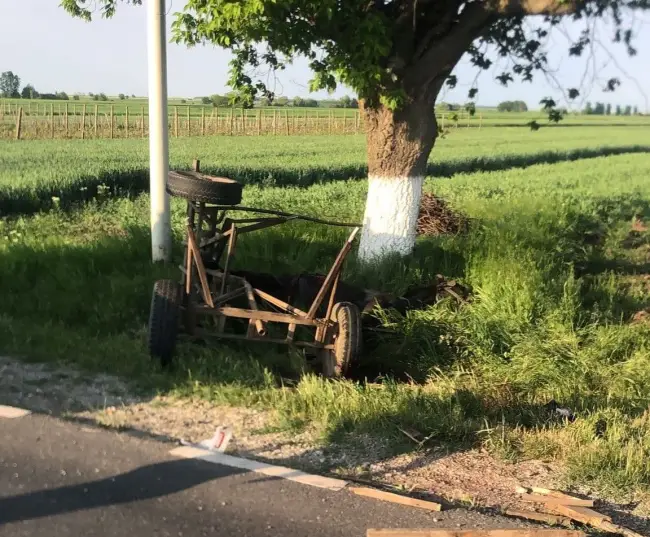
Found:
[0,405,31,419]
[170,445,348,491]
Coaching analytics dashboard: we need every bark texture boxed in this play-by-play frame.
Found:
[363,97,438,179]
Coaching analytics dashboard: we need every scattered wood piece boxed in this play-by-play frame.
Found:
[530,489,593,505]
[366,530,586,537]
[521,494,594,507]
[553,505,644,537]
[598,520,645,537]
[552,505,611,526]
[504,509,572,527]
[350,487,442,512]
[514,487,643,537]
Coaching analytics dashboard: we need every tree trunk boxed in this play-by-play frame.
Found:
[358,97,438,262]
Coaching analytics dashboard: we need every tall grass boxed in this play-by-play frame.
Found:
[0,129,650,500]
[1,147,650,498]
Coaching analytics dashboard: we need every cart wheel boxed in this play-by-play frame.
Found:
[148,279,181,367]
[167,170,242,205]
[322,302,362,378]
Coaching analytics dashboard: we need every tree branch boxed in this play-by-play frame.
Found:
[494,0,582,16]
[409,2,494,90]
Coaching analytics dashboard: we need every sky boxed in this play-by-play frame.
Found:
[1,0,649,111]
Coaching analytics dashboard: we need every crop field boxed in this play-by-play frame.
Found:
[1,125,650,503]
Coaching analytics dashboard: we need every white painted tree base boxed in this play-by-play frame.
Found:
[358,175,423,262]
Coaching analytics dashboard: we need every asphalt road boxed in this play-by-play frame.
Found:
[0,413,529,537]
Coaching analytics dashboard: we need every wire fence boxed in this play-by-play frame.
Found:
[0,101,486,140]
[3,100,648,140]
[0,103,365,140]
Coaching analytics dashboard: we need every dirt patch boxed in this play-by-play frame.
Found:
[417,193,469,236]
[622,218,649,250]
[338,449,559,510]
[632,217,649,233]
[0,356,137,414]
[632,308,650,324]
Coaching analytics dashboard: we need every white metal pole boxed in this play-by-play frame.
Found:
[147,0,171,263]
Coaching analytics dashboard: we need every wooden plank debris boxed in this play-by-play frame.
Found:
[530,489,595,506]
[520,495,594,507]
[597,520,645,537]
[514,486,643,537]
[349,487,442,512]
[366,530,586,537]
[550,505,610,526]
[504,509,572,527]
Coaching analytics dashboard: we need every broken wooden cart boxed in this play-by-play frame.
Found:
[147,162,363,378]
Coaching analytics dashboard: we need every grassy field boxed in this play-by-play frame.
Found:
[1,128,650,500]
[3,126,650,216]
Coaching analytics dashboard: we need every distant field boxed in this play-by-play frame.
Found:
[2,126,650,215]
[2,97,649,124]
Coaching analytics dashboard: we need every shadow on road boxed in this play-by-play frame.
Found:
[0,458,243,525]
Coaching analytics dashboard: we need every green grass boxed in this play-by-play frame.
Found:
[1,135,650,500]
[3,126,650,216]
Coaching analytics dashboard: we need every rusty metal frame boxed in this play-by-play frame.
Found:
[179,160,360,352]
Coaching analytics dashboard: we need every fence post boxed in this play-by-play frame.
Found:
[65,103,69,137]
[229,107,234,135]
[110,104,114,139]
[174,106,179,137]
[81,104,86,139]
[201,107,205,136]
[285,110,289,135]
[15,107,23,140]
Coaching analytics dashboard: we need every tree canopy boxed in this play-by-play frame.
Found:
[497,100,528,112]
[62,0,648,114]
[0,71,21,98]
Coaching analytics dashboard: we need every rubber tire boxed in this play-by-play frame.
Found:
[148,279,181,367]
[322,302,362,378]
[167,170,243,205]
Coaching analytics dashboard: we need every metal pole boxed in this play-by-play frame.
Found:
[147,0,171,262]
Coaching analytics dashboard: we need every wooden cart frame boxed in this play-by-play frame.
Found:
[173,161,362,375]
